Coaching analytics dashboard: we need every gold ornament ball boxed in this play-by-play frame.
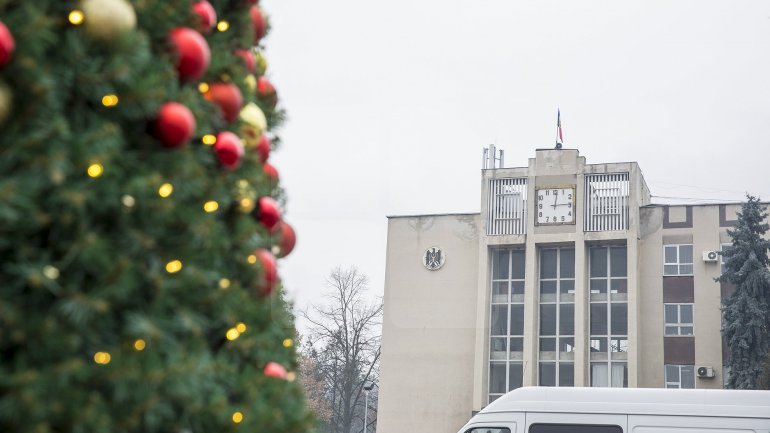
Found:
[81,0,137,41]
[239,102,267,147]
[255,51,268,76]
[0,82,11,125]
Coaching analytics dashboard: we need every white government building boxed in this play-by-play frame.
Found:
[377,148,746,433]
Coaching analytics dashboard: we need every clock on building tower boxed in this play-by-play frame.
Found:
[536,187,575,224]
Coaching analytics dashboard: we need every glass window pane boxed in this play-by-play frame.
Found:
[681,326,694,335]
[611,363,628,388]
[559,337,575,353]
[540,280,557,296]
[664,245,677,263]
[590,247,608,277]
[664,304,678,324]
[590,303,608,335]
[610,337,628,353]
[510,304,524,335]
[560,304,574,335]
[490,338,507,359]
[510,337,523,352]
[590,337,607,353]
[679,245,693,264]
[560,279,575,294]
[665,365,680,382]
[611,304,627,335]
[540,249,557,279]
[680,304,693,324]
[679,264,693,275]
[491,305,508,335]
[493,250,510,279]
[610,246,627,277]
[610,279,627,294]
[559,363,574,387]
[489,362,506,393]
[540,304,557,335]
[681,365,695,389]
[590,279,607,294]
[664,264,678,275]
[560,248,575,278]
[509,363,523,390]
[591,363,609,387]
[539,337,556,351]
[511,280,525,299]
[488,394,502,403]
[492,281,508,303]
[665,326,678,335]
[511,250,525,279]
[539,363,556,386]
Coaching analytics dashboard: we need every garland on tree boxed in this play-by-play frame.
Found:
[0,0,307,431]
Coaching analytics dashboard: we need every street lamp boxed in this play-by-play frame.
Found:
[363,382,375,433]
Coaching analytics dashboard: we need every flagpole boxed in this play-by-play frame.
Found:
[555,109,563,149]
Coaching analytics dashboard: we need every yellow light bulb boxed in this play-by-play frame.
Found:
[198,82,210,93]
[202,134,217,145]
[282,338,293,348]
[232,411,243,423]
[94,351,111,365]
[87,163,104,178]
[247,254,257,264]
[158,183,174,198]
[134,339,146,351]
[226,328,240,341]
[203,201,219,213]
[166,260,182,274]
[219,278,231,289]
[236,322,247,333]
[101,94,119,107]
[217,20,230,32]
[68,10,85,25]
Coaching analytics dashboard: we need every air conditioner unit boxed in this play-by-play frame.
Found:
[702,251,719,262]
[697,366,715,378]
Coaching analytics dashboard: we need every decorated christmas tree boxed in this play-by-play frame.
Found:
[0,0,309,431]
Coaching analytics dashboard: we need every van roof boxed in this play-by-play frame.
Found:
[481,387,770,419]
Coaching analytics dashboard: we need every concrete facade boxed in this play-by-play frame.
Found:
[377,149,749,433]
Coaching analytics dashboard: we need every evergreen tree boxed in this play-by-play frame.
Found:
[719,195,770,389]
[0,1,310,431]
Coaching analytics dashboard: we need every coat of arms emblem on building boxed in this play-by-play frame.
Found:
[423,247,445,271]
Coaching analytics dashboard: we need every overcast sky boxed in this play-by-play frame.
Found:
[263,0,770,323]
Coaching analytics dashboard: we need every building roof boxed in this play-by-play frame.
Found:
[480,387,770,419]
[386,212,479,219]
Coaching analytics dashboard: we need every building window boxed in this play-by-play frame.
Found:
[487,178,527,235]
[589,245,628,387]
[664,303,694,336]
[538,247,574,387]
[663,244,693,276]
[489,248,525,403]
[584,173,630,232]
[665,364,695,389]
[720,243,731,275]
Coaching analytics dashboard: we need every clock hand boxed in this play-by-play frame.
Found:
[553,192,558,208]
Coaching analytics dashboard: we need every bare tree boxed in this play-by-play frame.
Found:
[302,267,382,433]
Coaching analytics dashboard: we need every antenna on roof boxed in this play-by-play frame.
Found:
[483,144,504,169]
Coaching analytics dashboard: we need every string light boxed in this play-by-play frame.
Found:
[203,201,219,213]
[202,134,216,145]
[247,254,257,264]
[101,94,119,107]
[239,198,255,212]
[68,10,85,25]
[158,183,174,198]
[282,338,293,348]
[43,265,60,280]
[287,372,297,382]
[94,352,111,365]
[232,412,244,424]
[219,278,231,289]
[166,260,182,273]
[236,322,247,333]
[122,194,135,208]
[226,328,240,341]
[198,82,210,93]
[217,20,230,32]
[87,163,103,178]
[134,339,146,351]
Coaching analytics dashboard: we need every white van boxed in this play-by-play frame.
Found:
[458,387,770,433]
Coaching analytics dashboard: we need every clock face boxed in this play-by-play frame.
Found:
[536,187,575,224]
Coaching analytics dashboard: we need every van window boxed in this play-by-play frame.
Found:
[467,428,510,433]
[530,424,622,433]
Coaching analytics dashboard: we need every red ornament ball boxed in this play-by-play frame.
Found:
[214,131,244,170]
[256,77,277,109]
[263,162,279,183]
[235,49,256,72]
[263,361,287,379]
[0,20,15,67]
[256,135,271,163]
[277,222,296,258]
[250,6,267,44]
[169,27,211,81]
[154,102,196,148]
[255,196,281,232]
[205,82,243,123]
[192,1,217,34]
[254,248,278,295]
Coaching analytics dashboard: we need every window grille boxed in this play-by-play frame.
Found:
[584,173,630,232]
[487,178,527,235]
